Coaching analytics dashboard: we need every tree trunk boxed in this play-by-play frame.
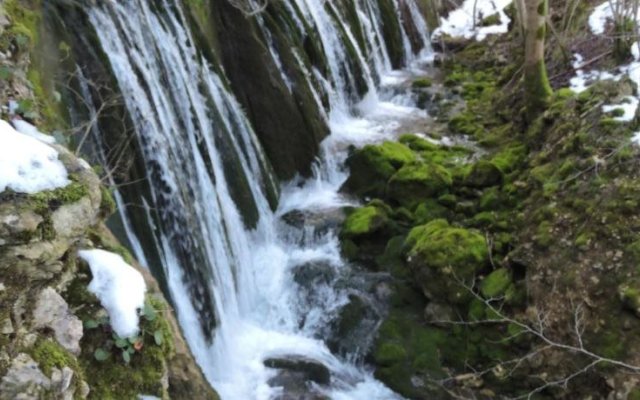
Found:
[523,0,552,119]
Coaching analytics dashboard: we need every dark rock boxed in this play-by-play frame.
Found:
[292,261,337,287]
[264,356,331,386]
[280,208,346,234]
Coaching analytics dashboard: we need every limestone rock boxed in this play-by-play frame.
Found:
[32,287,83,354]
[0,353,51,400]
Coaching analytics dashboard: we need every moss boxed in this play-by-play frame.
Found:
[80,297,174,400]
[343,141,416,197]
[412,78,432,89]
[31,339,82,378]
[524,60,553,119]
[464,160,503,188]
[534,220,553,248]
[341,205,389,238]
[99,185,116,217]
[398,133,438,152]
[490,143,526,174]
[405,219,488,303]
[619,283,640,315]
[480,13,501,26]
[28,180,89,214]
[413,199,450,224]
[479,187,501,210]
[480,268,512,298]
[374,342,407,366]
[387,162,453,207]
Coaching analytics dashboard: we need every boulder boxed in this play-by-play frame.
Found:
[404,219,488,303]
[341,141,416,198]
[387,162,453,207]
[264,356,331,386]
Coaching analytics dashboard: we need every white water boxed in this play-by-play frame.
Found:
[85,0,432,398]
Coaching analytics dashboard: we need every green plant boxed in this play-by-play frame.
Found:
[84,301,165,364]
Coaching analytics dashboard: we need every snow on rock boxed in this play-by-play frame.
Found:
[11,119,56,144]
[632,131,640,145]
[589,1,614,35]
[78,249,147,338]
[603,96,639,121]
[432,0,513,41]
[0,120,69,194]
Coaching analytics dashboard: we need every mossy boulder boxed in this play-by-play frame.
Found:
[342,141,415,198]
[464,160,503,188]
[404,219,488,303]
[387,162,453,208]
[480,268,512,298]
[341,204,390,239]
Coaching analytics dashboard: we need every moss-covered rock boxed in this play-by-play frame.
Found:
[342,141,416,198]
[387,162,453,207]
[480,268,512,298]
[341,204,389,238]
[464,160,503,188]
[404,219,488,303]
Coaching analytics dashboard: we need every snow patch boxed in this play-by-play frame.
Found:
[11,118,56,144]
[589,1,614,35]
[603,96,639,121]
[0,120,69,194]
[432,0,513,41]
[78,249,147,338]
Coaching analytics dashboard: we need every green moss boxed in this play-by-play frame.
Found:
[374,342,407,366]
[341,205,389,238]
[524,60,553,119]
[81,297,174,400]
[464,160,503,188]
[479,13,501,26]
[412,78,432,89]
[413,199,450,224]
[344,141,416,197]
[99,185,116,217]
[31,339,81,377]
[398,134,438,152]
[480,268,512,298]
[387,162,453,207]
[28,181,89,214]
[619,283,640,315]
[490,143,526,174]
[535,220,553,247]
[405,219,488,303]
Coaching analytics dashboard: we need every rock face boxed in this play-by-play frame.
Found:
[193,1,330,181]
[32,287,83,355]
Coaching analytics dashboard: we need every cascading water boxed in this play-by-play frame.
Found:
[82,0,433,398]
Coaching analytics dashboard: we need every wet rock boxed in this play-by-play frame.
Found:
[281,208,346,234]
[32,287,83,354]
[326,294,381,356]
[0,353,51,399]
[292,261,337,287]
[264,355,331,386]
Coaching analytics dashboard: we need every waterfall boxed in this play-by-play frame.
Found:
[80,0,433,398]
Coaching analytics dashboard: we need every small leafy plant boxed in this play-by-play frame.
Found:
[84,300,165,364]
